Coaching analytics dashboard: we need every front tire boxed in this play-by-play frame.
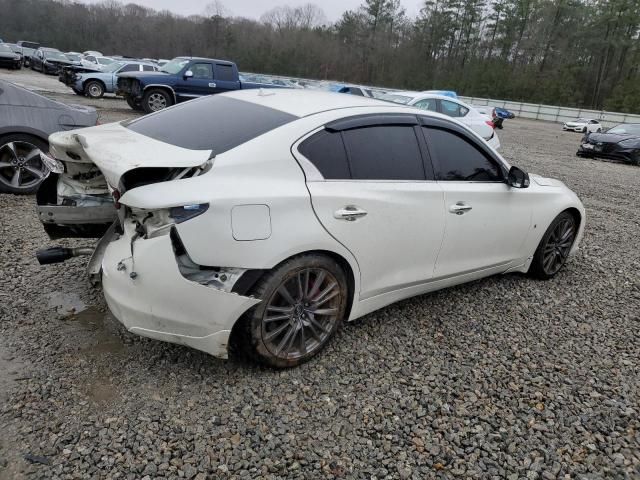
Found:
[126,96,144,111]
[142,89,173,114]
[0,134,49,194]
[529,212,578,279]
[242,254,349,368]
[84,80,105,99]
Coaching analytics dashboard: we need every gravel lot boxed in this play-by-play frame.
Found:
[1,68,639,480]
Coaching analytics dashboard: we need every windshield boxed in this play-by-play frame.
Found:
[45,51,68,61]
[160,58,189,74]
[0,44,13,53]
[607,124,640,135]
[378,93,415,105]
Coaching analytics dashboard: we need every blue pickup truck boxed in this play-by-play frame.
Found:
[116,57,281,113]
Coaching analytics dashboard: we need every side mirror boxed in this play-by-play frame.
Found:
[507,166,530,188]
[184,70,193,79]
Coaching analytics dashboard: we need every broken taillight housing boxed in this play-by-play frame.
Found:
[169,204,209,224]
[485,120,495,129]
[112,189,121,209]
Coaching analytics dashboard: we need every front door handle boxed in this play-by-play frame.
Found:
[449,202,472,215]
[334,206,367,221]
[208,82,217,88]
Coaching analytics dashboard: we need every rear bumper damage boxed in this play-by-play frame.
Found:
[100,222,260,358]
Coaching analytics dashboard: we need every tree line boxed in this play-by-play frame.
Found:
[1,0,638,112]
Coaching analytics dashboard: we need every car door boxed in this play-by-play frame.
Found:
[421,119,532,278]
[212,63,241,94]
[175,62,217,100]
[296,115,446,300]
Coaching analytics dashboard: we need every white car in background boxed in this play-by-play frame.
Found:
[381,91,500,149]
[562,118,602,133]
[36,90,584,367]
[80,55,115,71]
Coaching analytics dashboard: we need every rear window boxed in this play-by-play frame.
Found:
[126,96,298,152]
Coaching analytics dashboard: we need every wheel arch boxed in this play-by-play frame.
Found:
[0,127,49,144]
[142,84,177,103]
[227,248,358,360]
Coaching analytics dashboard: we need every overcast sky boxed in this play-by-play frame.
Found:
[76,0,424,21]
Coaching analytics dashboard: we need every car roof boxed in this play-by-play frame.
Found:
[174,56,234,65]
[221,89,403,117]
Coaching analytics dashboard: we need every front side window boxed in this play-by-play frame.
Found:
[423,127,503,182]
[441,100,469,118]
[142,64,155,71]
[414,98,437,112]
[191,63,214,79]
[342,126,426,181]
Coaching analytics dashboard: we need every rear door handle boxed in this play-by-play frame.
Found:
[208,82,217,88]
[334,206,367,221]
[449,202,472,215]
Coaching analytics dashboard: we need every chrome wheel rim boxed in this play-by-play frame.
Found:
[148,93,167,111]
[262,268,341,360]
[88,83,103,97]
[0,141,48,190]
[542,218,576,275]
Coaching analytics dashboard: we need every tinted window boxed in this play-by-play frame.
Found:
[119,64,139,73]
[343,126,425,180]
[298,130,350,179]
[142,64,155,71]
[349,87,365,96]
[414,98,437,112]
[190,63,213,79]
[126,96,298,152]
[215,64,236,81]
[441,100,469,118]
[424,127,503,181]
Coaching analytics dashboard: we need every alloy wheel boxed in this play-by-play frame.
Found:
[0,141,48,191]
[261,268,342,361]
[147,93,167,111]
[541,217,576,276]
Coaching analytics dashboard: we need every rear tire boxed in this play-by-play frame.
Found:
[240,254,348,368]
[529,212,578,280]
[142,89,173,114]
[0,134,49,195]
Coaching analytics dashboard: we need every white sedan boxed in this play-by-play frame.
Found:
[380,91,500,150]
[562,118,602,133]
[37,90,585,367]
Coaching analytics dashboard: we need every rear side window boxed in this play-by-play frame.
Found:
[414,98,437,112]
[343,126,425,180]
[298,130,350,179]
[119,64,139,73]
[142,64,155,71]
[215,64,236,82]
[441,100,469,118]
[423,127,503,182]
[126,96,298,152]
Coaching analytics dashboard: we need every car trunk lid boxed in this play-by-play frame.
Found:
[48,121,213,188]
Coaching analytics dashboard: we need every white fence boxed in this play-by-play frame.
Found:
[459,96,640,127]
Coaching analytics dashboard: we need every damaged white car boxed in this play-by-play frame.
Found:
[36,90,585,367]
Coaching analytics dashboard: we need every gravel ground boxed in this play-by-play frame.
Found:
[1,69,640,479]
